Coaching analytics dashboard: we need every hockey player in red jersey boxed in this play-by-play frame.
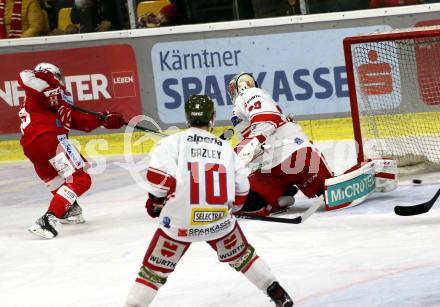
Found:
[18,63,124,239]
[228,73,333,216]
[124,95,293,307]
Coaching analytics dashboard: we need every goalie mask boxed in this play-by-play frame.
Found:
[228,73,258,103]
[34,62,64,85]
[185,95,215,128]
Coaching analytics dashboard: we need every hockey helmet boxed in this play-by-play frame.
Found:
[34,62,64,85]
[228,73,258,102]
[185,95,215,127]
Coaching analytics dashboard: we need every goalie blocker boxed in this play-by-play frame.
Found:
[324,159,397,211]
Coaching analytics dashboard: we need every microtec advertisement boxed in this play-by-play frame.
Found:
[151,25,392,124]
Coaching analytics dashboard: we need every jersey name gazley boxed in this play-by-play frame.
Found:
[147,127,250,243]
[1,74,113,107]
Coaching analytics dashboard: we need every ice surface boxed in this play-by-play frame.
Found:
[1,141,439,307]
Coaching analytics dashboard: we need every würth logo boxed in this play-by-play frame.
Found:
[223,234,237,250]
[111,71,136,98]
[161,241,178,257]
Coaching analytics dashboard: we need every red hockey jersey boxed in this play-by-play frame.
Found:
[17,70,102,147]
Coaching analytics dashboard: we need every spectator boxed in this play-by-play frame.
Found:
[137,0,176,28]
[71,0,127,33]
[40,0,73,31]
[0,0,45,38]
[337,0,370,11]
[369,0,418,8]
[174,0,234,25]
[251,0,296,18]
[307,0,339,13]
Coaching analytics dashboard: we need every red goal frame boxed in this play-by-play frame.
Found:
[343,26,440,164]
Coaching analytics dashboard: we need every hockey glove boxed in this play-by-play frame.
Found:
[146,193,167,218]
[101,111,124,129]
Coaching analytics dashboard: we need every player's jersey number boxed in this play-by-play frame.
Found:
[187,162,228,205]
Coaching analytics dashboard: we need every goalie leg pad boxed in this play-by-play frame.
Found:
[325,161,376,211]
[372,158,397,192]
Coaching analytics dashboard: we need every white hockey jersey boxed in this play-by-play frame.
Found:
[146,127,250,242]
[233,87,314,171]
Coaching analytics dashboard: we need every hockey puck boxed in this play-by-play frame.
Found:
[412,179,423,184]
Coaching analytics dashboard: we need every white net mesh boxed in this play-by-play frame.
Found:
[349,26,440,169]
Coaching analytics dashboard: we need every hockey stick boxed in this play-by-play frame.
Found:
[394,188,440,216]
[70,104,235,140]
[69,104,168,136]
[236,201,322,224]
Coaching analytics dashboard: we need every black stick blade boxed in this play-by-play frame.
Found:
[394,188,440,216]
[394,203,431,216]
[236,214,302,224]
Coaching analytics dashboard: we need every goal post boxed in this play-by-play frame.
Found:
[343,26,440,170]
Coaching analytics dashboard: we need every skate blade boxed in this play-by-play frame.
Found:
[58,215,86,225]
[28,226,56,239]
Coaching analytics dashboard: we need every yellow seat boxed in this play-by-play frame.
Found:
[41,9,50,33]
[58,7,73,31]
[137,0,170,17]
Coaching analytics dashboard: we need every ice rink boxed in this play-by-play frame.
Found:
[1,141,440,307]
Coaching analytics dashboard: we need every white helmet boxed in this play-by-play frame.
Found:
[34,62,64,84]
[228,73,258,103]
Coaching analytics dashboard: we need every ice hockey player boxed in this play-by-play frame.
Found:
[124,95,293,307]
[228,73,332,216]
[18,63,124,239]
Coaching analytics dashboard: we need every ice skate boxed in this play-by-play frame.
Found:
[28,212,58,239]
[59,201,85,224]
[267,281,294,307]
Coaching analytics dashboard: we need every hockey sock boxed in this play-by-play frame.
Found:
[241,256,276,292]
[48,170,92,218]
[49,185,77,218]
[125,281,157,307]
[228,244,276,292]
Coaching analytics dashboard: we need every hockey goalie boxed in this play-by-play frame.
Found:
[228,73,397,215]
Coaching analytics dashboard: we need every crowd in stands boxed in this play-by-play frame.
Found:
[0,0,439,39]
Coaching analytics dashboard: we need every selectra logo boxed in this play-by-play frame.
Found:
[191,208,228,225]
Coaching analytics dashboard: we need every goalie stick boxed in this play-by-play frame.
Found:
[394,188,440,216]
[236,201,321,224]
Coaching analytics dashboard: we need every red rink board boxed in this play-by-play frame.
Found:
[0,44,142,134]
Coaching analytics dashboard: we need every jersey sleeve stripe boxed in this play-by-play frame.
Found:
[249,113,285,127]
[18,71,49,94]
[146,167,176,191]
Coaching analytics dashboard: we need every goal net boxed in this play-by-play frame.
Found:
[344,26,440,171]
